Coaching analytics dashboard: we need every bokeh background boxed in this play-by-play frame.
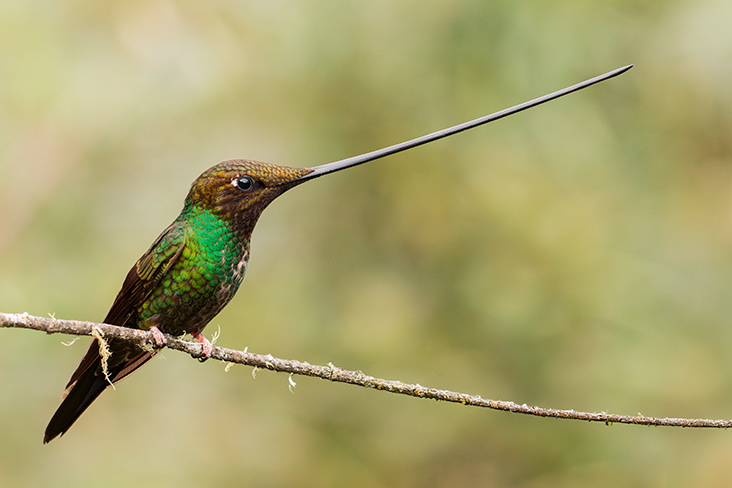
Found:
[2,1,732,486]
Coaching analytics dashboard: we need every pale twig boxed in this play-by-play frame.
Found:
[2,312,730,429]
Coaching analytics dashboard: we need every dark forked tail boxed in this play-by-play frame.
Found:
[43,364,110,443]
[44,340,155,443]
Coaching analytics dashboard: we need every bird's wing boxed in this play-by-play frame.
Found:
[44,222,190,442]
[104,221,188,327]
[65,221,187,389]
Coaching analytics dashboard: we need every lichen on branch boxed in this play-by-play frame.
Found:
[2,312,730,429]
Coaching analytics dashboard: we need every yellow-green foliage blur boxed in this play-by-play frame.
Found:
[2,1,732,487]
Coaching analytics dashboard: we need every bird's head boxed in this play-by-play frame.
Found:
[179,66,632,236]
[183,159,314,232]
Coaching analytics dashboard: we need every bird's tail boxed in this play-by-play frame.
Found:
[44,340,155,443]
[43,363,109,443]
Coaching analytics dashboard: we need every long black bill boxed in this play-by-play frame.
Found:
[297,64,632,182]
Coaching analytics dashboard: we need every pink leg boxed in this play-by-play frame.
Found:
[193,332,213,358]
[149,325,167,348]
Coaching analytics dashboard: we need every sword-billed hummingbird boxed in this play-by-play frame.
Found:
[43,65,632,443]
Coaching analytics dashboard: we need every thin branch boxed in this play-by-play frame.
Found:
[2,312,730,429]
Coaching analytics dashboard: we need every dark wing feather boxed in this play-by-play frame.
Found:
[65,222,187,388]
[44,222,187,442]
[104,221,188,327]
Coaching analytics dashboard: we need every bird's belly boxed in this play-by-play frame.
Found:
[135,247,248,337]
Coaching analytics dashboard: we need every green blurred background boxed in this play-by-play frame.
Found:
[2,0,732,486]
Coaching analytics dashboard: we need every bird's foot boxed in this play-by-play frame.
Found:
[149,326,167,348]
[193,332,213,362]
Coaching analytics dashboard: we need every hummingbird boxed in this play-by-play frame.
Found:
[43,65,632,443]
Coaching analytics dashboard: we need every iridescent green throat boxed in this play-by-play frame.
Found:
[135,205,249,336]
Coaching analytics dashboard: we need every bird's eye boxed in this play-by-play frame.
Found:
[234,175,255,192]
